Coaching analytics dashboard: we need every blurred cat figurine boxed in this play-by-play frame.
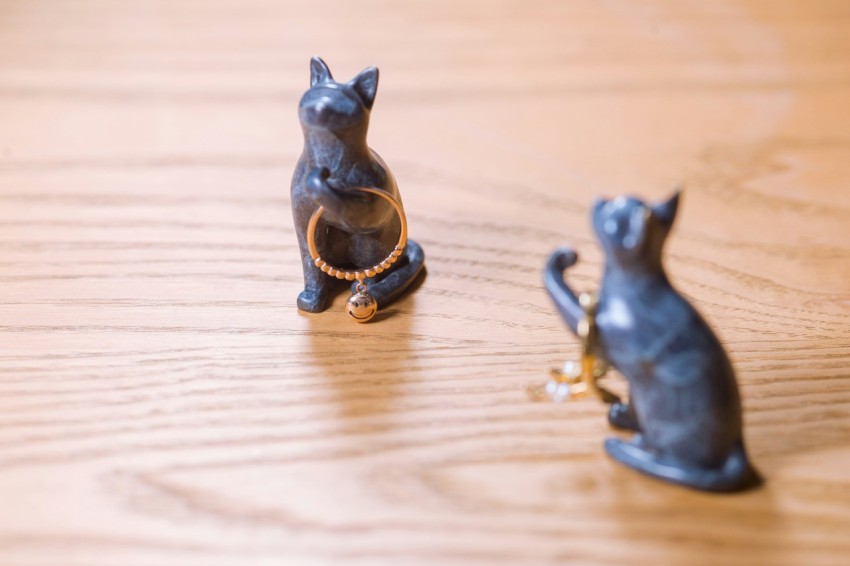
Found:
[544,192,759,491]
[291,57,425,313]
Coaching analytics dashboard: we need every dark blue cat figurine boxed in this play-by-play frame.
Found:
[291,57,425,313]
[545,192,760,492]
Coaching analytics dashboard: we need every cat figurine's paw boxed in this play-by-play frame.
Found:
[305,166,333,203]
[297,287,332,313]
[608,402,640,431]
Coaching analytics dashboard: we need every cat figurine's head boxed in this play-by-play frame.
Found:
[592,191,680,271]
[299,57,379,132]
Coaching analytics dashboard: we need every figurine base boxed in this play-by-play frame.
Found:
[605,436,761,493]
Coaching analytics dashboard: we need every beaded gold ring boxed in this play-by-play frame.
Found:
[306,187,407,322]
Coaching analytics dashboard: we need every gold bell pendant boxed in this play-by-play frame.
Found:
[345,282,378,323]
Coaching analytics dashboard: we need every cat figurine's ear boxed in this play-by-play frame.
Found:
[349,66,379,109]
[310,56,333,87]
[652,189,681,230]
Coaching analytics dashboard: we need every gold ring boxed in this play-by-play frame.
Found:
[305,187,407,322]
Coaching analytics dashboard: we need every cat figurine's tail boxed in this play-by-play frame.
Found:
[353,239,425,307]
[544,247,583,334]
[605,437,761,492]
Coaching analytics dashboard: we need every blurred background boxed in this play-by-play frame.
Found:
[5,0,847,199]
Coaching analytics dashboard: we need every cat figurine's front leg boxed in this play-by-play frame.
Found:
[544,246,638,431]
[290,57,425,315]
[292,167,345,313]
[293,168,334,313]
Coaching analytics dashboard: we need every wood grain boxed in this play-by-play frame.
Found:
[1,1,849,564]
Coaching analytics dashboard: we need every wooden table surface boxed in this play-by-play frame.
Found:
[1,1,849,564]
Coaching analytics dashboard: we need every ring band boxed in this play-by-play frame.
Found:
[306,187,408,283]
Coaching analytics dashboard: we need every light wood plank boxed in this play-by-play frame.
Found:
[0,1,848,564]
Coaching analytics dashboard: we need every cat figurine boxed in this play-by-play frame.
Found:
[291,57,425,313]
[544,191,759,491]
